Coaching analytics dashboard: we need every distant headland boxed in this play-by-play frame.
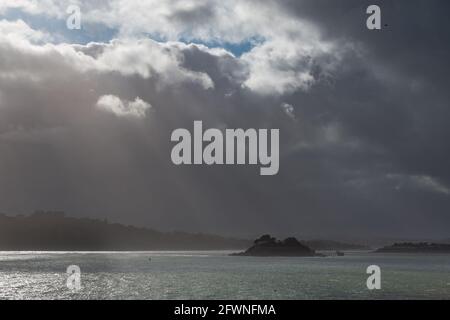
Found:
[375,242,450,254]
[0,211,372,252]
[230,235,320,257]
[0,211,250,251]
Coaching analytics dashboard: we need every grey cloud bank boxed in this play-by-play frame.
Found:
[0,0,449,240]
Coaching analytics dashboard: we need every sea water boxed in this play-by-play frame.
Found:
[0,251,449,300]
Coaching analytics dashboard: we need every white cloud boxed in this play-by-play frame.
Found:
[1,0,311,42]
[281,103,295,120]
[96,95,151,118]
[0,22,215,90]
[95,0,340,95]
[0,0,342,95]
[411,175,450,196]
[0,0,62,17]
[88,40,215,89]
[0,19,51,44]
[388,174,450,196]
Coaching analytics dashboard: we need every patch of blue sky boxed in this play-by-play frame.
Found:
[1,8,264,55]
[177,36,265,57]
[139,33,264,56]
[0,8,117,45]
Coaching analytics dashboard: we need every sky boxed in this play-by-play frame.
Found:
[0,0,449,240]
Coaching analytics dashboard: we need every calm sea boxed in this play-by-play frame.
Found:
[0,251,449,299]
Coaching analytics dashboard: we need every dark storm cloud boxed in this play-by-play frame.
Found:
[281,0,450,180]
[275,0,450,238]
[0,1,449,240]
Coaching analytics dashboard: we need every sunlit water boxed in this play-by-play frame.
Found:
[0,251,449,299]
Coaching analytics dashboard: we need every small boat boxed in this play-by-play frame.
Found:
[336,251,345,256]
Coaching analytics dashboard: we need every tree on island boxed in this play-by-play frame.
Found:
[254,234,276,245]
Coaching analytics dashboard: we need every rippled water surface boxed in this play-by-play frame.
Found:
[0,251,449,299]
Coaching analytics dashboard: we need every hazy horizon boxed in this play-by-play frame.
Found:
[1,210,447,246]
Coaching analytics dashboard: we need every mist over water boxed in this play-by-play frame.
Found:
[1,251,449,300]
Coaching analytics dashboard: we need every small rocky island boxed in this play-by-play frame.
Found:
[375,242,450,254]
[230,235,319,257]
